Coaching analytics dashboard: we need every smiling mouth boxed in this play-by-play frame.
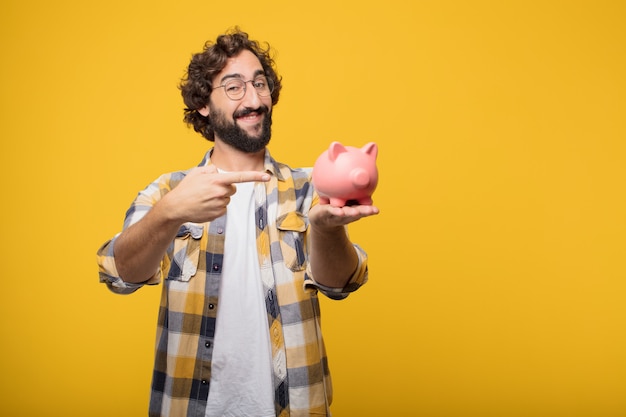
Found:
[236,112,263,123]
[234,106,268,121]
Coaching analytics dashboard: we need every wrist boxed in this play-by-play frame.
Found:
[154,193,186,228]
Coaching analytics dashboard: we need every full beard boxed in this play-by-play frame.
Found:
[210,105,272,153]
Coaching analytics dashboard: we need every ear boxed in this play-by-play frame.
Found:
[361,142,378,159]
[198,106,210,117]
[328,141,348,162]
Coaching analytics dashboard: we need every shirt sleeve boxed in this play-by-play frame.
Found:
[96,234,162,294]
[96,174,174,294]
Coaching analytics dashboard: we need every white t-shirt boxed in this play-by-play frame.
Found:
[205,180,275,417]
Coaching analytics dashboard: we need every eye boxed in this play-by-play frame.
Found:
[224,80,244,93]
[253,77,268,89]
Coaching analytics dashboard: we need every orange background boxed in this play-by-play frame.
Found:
[1,1,625,416]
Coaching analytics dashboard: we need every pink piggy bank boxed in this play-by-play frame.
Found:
[312,141,379,207]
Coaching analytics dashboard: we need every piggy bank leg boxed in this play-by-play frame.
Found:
[357,196,374,206]
[329,197,349,207]
[319,196,331,205]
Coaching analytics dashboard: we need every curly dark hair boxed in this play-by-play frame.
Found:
[179,27,282,141]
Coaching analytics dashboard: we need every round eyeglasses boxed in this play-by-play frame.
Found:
[213,75,274,101]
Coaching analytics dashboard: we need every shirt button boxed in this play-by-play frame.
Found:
[201,379,208,385]
[217,227,224,234]
[208,303,215,310]
[205,341,212,348]
[212,263,221,272]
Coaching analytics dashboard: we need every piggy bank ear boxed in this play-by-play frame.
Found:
[361,142,378,159]
[328,141,348,162]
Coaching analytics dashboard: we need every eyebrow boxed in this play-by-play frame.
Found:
[219,69,266,84]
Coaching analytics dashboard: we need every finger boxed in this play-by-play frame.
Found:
[349,205,380,216]
[326,204,379,223]
[217,171,271,185]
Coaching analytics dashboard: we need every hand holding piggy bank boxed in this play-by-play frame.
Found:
[312,141,379,207]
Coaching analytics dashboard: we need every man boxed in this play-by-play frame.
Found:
[97,28,378,417]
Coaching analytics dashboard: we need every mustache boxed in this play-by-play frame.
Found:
[234,106,269,118]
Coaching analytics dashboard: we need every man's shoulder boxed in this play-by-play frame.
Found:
[273,162,312,184]
[149,168,192,186]
[284,165,313,176]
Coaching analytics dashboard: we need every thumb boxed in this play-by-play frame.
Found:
[190,164,218,176]
[203,164,219,174]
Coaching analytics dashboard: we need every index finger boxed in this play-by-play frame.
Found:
[216,171,271,185]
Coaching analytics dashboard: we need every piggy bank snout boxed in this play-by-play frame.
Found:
[350,168,372,189]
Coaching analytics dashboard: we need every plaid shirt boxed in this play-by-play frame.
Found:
[97,149,368,417]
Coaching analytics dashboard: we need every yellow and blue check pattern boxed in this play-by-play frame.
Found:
[97,149,368,417]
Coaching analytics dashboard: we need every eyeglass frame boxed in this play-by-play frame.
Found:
[212,74,274,101]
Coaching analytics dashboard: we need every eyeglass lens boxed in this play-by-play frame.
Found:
[223,76,273,100]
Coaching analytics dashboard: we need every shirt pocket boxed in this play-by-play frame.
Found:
[166,223,203,281]
[276,212,308,272]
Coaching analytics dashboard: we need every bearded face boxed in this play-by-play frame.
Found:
[209,103,272,153]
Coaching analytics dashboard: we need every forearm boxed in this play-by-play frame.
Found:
[309,225,359,288]
[114,200,183,283]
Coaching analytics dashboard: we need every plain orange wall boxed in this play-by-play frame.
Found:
[1,1,625,416]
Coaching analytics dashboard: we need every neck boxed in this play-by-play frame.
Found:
[210,140,266,172]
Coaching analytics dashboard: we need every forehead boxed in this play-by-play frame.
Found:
[214,49,264,83]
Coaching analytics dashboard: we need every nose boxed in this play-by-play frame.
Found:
[241,81,262,107]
